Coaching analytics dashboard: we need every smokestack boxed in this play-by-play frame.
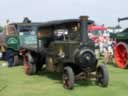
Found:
[80,16,89,42]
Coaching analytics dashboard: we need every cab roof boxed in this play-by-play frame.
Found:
[38,19,94,28]
[9,18,94,29]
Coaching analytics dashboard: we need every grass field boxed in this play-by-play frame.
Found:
[0,60,128,96]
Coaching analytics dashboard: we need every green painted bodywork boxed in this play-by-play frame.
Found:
[37,18,95,65]
[110,28,128,43]
[5,23,43,51]
[19,32,37,49]
[6,36,20,50]
[49,40,80,63]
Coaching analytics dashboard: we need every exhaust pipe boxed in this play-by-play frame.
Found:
[80,16,89,43]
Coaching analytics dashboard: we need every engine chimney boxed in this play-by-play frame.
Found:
[80,16,89,42]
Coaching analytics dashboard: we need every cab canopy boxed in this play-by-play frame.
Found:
[38,19,94,28]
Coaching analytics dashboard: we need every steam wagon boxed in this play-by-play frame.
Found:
[110,17,128,69]
[111,28,128,68]
[4,18,43,66]
[21,16,109,89]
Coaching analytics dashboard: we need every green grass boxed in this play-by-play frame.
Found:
[0,61,4,65]
[1,61,128,96]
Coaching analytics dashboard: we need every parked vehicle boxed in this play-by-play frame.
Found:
[4,17,43,66]
[20,16,109,89]
[110,17,128,68]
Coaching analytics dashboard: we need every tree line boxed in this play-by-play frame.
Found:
[0,26,3,32]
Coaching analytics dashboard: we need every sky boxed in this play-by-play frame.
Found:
[0,0,128,28]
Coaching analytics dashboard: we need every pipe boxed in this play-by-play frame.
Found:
[118,17,128,22]
[79,16,89,42]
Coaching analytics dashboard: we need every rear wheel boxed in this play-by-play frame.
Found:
[114,42,128,69]
[23,53,36,75]
[63,66,74,89]
[96,64,109,87]
[13,55,19,66]
[6,49,18,67]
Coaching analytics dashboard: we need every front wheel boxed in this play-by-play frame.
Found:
[96,64,109,87]
[63,66,75,89]
[23,53,36,75]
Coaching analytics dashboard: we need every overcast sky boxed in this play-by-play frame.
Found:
[0,0,128,28]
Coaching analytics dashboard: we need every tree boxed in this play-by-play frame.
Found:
[0,26,3,32]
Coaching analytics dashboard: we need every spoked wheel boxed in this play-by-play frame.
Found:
[63,66,74,89]
[23,53,36,75]
[96,64,109,87]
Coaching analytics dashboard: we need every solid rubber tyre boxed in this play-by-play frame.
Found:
[23,53,36,75]
[63,66,75,89]
[96,64,109,87]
